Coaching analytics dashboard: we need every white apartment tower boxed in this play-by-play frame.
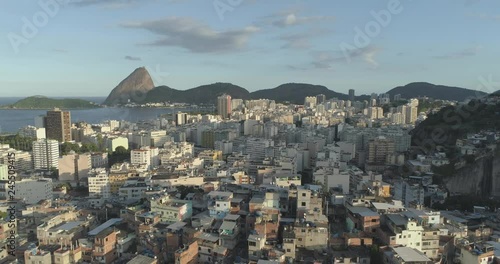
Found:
[33,139,59,170]
[88,169,111,199]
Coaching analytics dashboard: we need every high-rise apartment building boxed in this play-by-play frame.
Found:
[44,108,71,142]
[217,94,232,119]
[348,89,355,102]
[367,136,395,165]
[405,106,418,124]
[175,112,188,126]
[33,139,60,170]
[316,94,326,104]
[304,96,317,108]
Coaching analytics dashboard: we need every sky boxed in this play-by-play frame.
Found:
[1,0,500,97]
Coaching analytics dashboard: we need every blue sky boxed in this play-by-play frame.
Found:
[1,0,499,96]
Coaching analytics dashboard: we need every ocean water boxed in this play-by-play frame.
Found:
[0,97,107,106]
[0,96,201,133]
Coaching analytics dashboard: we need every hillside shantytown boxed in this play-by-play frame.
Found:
[2,78,500,264]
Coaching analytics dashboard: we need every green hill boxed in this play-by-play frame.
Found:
[249,83,369,103]
[139,82,478,105]
[143,83,250,104]
[387,82,487,101]
[5,96,100,109]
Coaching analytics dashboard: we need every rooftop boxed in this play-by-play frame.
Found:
[127,255,157,264]
[392,247,431,262]
[248,233,265,243]
[220,221,236,231]
[346,205,379,217]
[386,214,408,227]
[198,232,219,243]
[167,221,186,231]
[49,221,83,233]
[224,214,240,221]
[88,218,122,236]
[95,228,115,239]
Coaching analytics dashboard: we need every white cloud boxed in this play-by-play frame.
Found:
[271,12,334,27]
[122,17,259,53]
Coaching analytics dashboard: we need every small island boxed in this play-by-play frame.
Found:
[2,96,101,110]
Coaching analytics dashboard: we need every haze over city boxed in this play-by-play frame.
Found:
[2,0,500,96]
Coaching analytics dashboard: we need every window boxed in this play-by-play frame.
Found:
[298,238,302,241]
[301,202,306,206]
[287,249,291,252]
[302,193,306,197]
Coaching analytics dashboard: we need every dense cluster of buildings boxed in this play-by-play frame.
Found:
[0,92,500,263]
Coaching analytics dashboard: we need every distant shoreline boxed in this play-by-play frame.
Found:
[0,106,102,110]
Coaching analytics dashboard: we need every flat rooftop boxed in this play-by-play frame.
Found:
[167,221,186,231]
[386,214,408,227]
[393,247,431,262]
[127,255,157,264]
[88,218,122,236]
[50,221,83,232]
[346,205,379,217]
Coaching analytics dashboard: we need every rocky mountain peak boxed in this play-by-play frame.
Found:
[104,67,155,105]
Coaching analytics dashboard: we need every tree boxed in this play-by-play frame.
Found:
[81,142,98,153]
[61,142,83,155]
[108,146,130,167]
[114,146,128,154]
[96,134,104,151]
[61,142,73,155]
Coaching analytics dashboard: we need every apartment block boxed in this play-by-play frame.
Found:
[58,153,91,185]
[45,108,71,142]
[33,139,59,170]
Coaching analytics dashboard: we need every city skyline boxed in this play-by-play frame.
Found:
[2,0,500,96]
